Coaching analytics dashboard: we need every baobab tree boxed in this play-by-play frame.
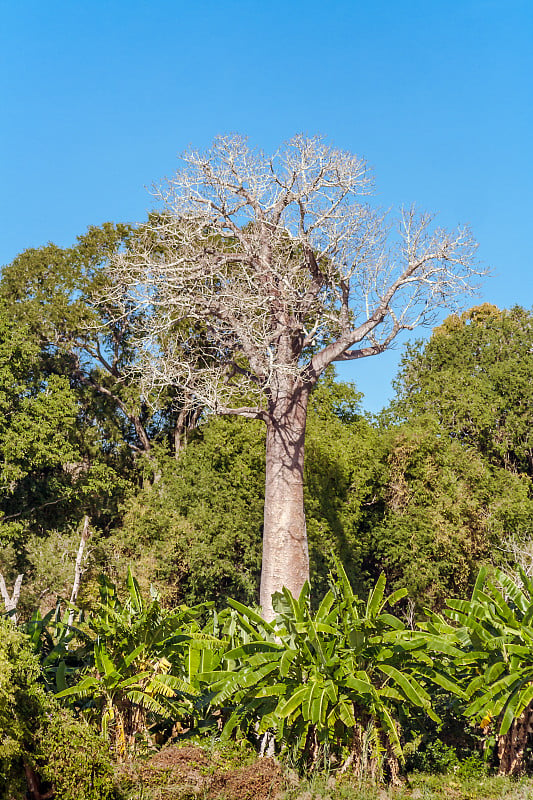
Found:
[106,135,481,620]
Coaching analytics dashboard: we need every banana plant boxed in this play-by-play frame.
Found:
[442,565,533,774]
[55,569,219,755]
[56,639,191,757]
[198,561,463,779]
[23,600,92,693]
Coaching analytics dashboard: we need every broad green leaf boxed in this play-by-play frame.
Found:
[94,642,117,677]
[486,661,507,683]
[514,684,533,722]
[253,683,287,699]
[55,675,98,699]
[412,633,465,658]
[336,699,356,727]
[187,643,201,682]
[377,613,405,630]
[379,685,404,702]
[315,590,335,622]
[423,670,465,698]
[314,623,338,635]
[280,648,297,678]
[311,684,332,725]
[118,672,152,689]
[221,710,241,740]
[366,573,387,617]
[384,588,408,607]
[471,566,489,602]
[224,641,281,660]
[55,659,67,693]
[500,691,521,735]
[226,598,276,634]
[126,567,144,614]
[378,664,430,708]
[303,680,320,722]
[277,685,310,718]
[344,675,374,695]
[124,643,148,668]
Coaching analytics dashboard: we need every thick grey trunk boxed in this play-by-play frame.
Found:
[260,390,310,621]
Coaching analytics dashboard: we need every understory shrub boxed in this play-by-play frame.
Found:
[406,740,460,774]
[35,706,115,800]
[0,616,115,799]
[406,740,487,778]
[0,617,43,798]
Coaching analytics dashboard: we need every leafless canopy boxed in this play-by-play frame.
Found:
[105,134,481,418]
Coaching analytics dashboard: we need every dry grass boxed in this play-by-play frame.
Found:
[114,744,533,800]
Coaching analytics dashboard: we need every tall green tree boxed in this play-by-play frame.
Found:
[0,300,129,615]
[0,226,144,613]
[0,223,153,457]
[355,419,533,609]
[391,304,533,476]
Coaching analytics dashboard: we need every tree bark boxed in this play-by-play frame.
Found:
[497,703,533,775]
[23,760,54,800]
[260,387,310,621]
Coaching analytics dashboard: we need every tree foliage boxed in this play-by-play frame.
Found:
[391,304,533,476]
[0,617,114,799]
[104,370,533,614]
[356,420,533,608]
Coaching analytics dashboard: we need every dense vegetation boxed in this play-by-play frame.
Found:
[1,225,532,798]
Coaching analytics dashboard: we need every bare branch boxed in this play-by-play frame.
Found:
[101,135,482,415]
[214,404,268,421]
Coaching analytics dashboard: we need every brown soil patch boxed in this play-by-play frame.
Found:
[207,758,282,800]
[144,745,209,774]
[118,745,283,800]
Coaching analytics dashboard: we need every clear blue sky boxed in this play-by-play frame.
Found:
[1,0,532,412]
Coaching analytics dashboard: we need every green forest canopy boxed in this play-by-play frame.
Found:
[0,225,532,616]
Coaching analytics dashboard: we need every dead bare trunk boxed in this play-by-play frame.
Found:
[173,401,201,458]
[174,404,189,457]
[0,572,24,623]
[67,515,91,628]
[260,387,310,621]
